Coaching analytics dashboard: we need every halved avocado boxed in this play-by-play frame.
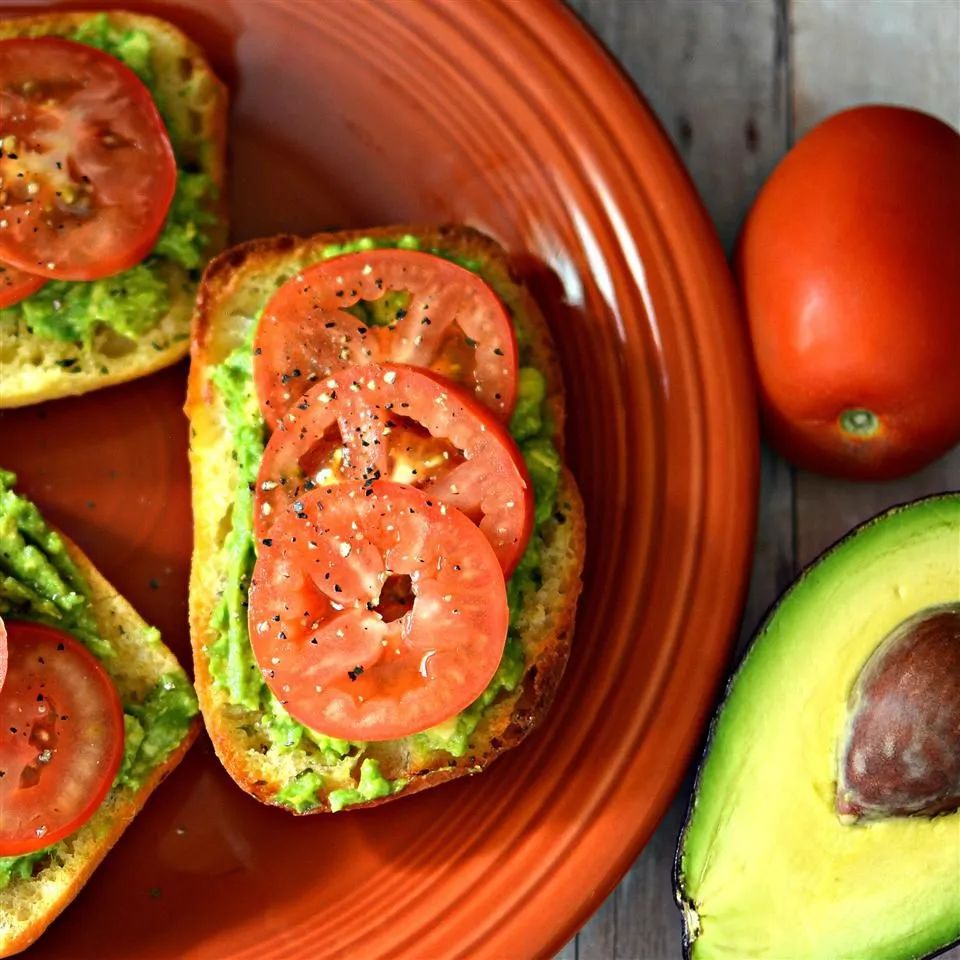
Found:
[675,494,960,960]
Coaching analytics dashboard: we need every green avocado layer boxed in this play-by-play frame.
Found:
[206,235,562,811]
[676,495,960,960]
[0,470,198,889]
[0,14,216,343]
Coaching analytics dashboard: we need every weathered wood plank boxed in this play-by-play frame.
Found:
[564,1,794,957]
[796,451,960,566]
[791,0,960,135]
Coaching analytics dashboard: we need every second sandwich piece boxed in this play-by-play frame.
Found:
[0,472,200,956]
[187,225,585,813]
[0,10,227,407]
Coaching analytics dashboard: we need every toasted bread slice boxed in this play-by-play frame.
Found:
[0,10,228,408]
[187,224,586,812]
[0,534,200,958]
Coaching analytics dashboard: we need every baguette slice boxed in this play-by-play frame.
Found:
[0,10,228,408]
[0,536,200,958]
[187,224,586,812]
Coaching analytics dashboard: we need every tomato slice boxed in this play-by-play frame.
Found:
[253,249,518,429]
[255,363,533,576]
[248,482,509,741]
[0,261,45,308]
[0,621,124,856]
[0,38,176,281]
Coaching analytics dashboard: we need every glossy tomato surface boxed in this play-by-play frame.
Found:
[0,621,125,856]
[0,37,176,281]
[255,363,533,575]
[253,249,518,429]
[248,482,508,741]
[737,105,960,479]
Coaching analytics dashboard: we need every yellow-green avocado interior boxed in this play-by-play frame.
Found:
[676,494,960,960]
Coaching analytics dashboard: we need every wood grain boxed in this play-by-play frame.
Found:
[562,0,960,957]
[791,0,960,135]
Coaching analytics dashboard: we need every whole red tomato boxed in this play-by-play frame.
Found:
[736,105,960,479]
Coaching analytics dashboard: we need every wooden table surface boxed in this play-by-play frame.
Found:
[560,1,960,957]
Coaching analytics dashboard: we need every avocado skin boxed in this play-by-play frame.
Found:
[673,492,960,960]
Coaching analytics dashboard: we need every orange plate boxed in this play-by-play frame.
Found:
[1,1,758,957]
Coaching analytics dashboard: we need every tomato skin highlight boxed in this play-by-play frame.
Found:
[0,38,176,281]
[253,249,518,429]
[248,482,509,742]
[0,262,45,308]
[0,621,124,856]
[737,106,960,479]
[255,363,533,576]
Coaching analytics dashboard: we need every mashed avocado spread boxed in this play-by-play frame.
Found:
[0,14,216,343]
[207,236,562,811]
[0,470,198,888]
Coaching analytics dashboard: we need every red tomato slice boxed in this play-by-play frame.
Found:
[0,621,124,856]
[0,38,176,281]
[253,249,518,429]
[0,261,45,308]
[255,363,533,576]
[0,617,7,694]
[248,482,509,741]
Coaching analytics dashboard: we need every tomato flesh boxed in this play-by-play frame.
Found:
[0,261,45,308]
[255,363,532,575]
[0,621,124,856]
[253,249,518,429]
[248,482,509,741]
[0,38,176,281]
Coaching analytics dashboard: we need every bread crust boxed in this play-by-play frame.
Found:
[0,9,228,408]
[0,534,200,958]
[187,225,586,812]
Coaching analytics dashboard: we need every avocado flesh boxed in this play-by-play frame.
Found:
[676,495,960,960]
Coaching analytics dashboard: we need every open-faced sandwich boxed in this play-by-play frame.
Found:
[0,471,200,957]
[0,10,227,407]
[187,225,585,812]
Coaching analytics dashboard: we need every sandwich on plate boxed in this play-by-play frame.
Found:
[187,225,586,812]
[0,471,199,957]
[0,10,227,407]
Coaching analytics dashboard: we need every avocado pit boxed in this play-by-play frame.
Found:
[837,603,960,821]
